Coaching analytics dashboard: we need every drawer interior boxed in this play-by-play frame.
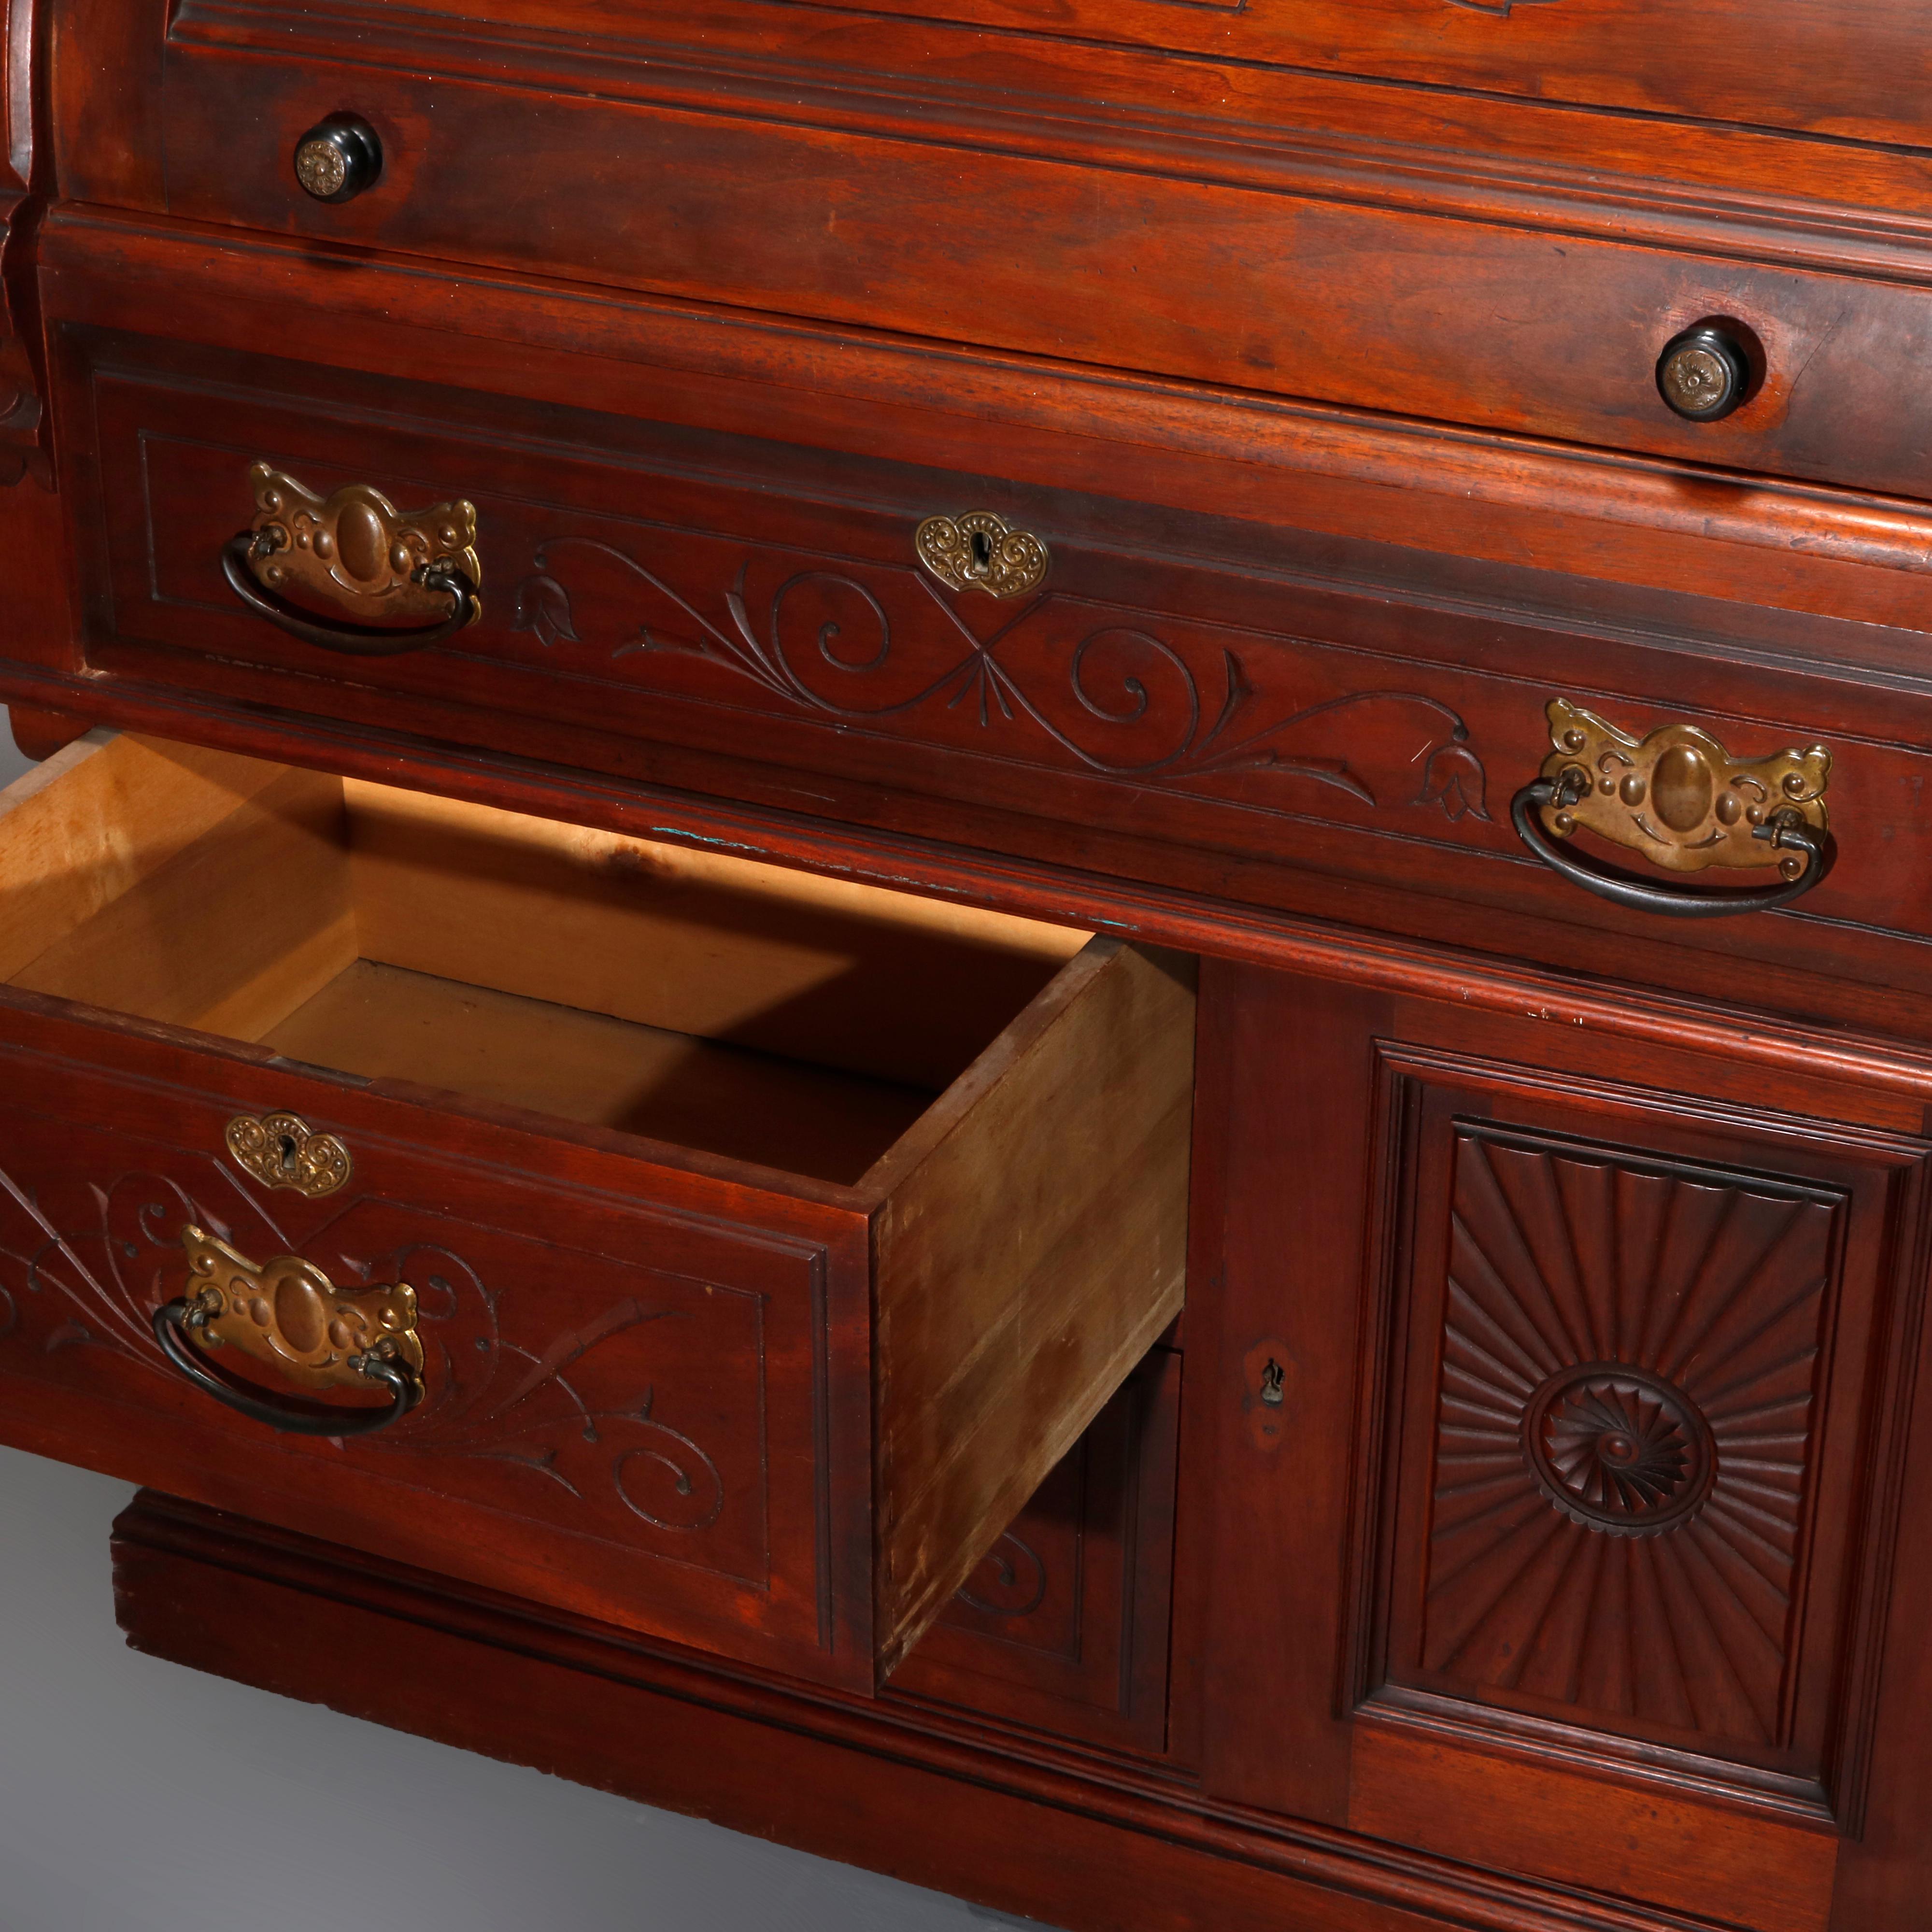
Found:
[0,735,1087,1184]
[0,729,1194,1684]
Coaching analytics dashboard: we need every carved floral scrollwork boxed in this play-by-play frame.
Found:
[369,1243,724,1529]
[955,1532,1050,1619]
[511,538,1489,822]
[0,1164,723,1533]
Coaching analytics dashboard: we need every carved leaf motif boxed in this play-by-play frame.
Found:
[510,538,1490,821]
[513,572,580,651]
[372,1241,724,1527]
[1419,1128,1839,1750]
[0,1164,724,1534]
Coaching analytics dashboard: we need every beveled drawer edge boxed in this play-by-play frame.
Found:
[43,209,1932,622]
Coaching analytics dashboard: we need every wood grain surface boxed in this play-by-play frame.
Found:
[0,732,1181,1690]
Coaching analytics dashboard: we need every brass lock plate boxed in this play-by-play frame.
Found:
[914,511,1049,599]
[226,1111,351,1198]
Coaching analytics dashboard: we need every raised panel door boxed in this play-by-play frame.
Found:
[1182,960,1932,1932]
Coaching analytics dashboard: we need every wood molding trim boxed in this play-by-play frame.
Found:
[39,210,1932,638]
[162,0,1932,274]
[16,658,1932,1073]
[109,1488,1735,1932]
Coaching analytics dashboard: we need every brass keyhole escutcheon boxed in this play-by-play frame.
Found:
[914,511,1049,599]
[226,1111,353,1198]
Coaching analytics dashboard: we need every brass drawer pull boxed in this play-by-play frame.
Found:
[152,1227,424,1436]
[293,113,383,205]
[1511,699,1832,918]
[222,462,483,657]
[1656,322,1751,423]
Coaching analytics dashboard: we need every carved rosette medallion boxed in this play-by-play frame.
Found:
[1523,1364,1716,1537]
[1404,1124,1845,1748]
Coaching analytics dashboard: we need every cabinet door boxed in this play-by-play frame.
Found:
[1183,962,1932,1932]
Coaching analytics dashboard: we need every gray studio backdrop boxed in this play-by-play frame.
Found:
[0,709,1035,1932]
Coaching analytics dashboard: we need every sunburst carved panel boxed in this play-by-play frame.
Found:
[1404,1126,1843,1755]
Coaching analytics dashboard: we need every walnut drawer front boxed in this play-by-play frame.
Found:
[130,21,1932,501]
[60,329,1932,1010]
[0,731,1193,1692]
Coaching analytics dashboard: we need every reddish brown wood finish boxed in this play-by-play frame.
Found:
[0,991,881,1686]
[30,310,1932,1029]
[50,0,1932,433]
[7,703,86,758]
[889,1346,1183,1760]
[0,735,1192,1694]
[35,211,1932,645]
[14,0,1932,1924]
[0,0,48,487]
[110,1485,1762,1932]
[50,0,1932,233]
[132,35,1932,502]
[1182,962,1932,1928]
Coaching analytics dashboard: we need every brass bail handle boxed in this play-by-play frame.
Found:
[222,461,484,657]
[153,1226,424,1436]
[1512,699,1832,919]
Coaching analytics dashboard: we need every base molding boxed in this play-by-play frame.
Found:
[7,704,94,762]
[110,1491,1715,1932]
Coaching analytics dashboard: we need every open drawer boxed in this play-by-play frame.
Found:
[0,733,1193,1690]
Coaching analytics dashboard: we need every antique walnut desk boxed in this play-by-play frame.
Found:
[3,2,1932,1928]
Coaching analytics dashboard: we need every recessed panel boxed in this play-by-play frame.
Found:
[1410,1126,1838,1756]
[1363,1062,1920,1819]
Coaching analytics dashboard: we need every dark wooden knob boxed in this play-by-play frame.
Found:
[1656,325,1750,422]
[293,114,383,204]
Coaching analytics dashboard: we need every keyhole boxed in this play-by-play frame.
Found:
[970,528,994,569]
[1259,1358,1285,1407]
[278,1134,300,1173]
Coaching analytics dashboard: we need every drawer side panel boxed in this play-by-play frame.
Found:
[872,941,1193,1679]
